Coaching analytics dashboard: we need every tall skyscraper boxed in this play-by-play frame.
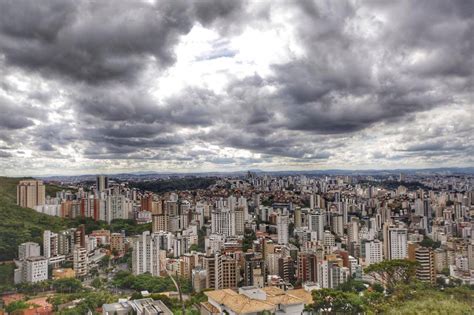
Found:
[96,175,109,192]
[277,213,289,245]
[308,211,325,241]
[17,180,45,209]
[294,207,302,228]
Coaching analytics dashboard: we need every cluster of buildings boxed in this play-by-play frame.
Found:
[128,173,474,293]
[15,172,474,313]
[14,225,126,283]
[17,176,134,222]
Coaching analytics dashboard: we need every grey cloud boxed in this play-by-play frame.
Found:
[0,96,42,130]
[0,150,12,158]
[0,0,246,83]
[0,0,472,172]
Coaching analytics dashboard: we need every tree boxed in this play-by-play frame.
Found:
[420,237,441,249]
[312,289,364,314]
[364,259,419,292]
[91,277,103,289]
[6,300,30,313]
[52,278,83,293]
[242,228,256,252]
[189,244,199,252]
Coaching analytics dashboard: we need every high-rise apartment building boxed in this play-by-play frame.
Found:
[73,246,88,278]
[203,254,217,289]
[43,230,58,259]
[365,240,383,265]
[416,247,436,284]
[17,180,45,209]
[383,225,408,260]
[277,213,289,245]
[131,231,161,276]
[297,252,318,283]
[110,233,125,256]
[308,211,325,241]
[96,175,109,192]
[18,242,41,260]
[216,255,239,290]
[211,208,235,237]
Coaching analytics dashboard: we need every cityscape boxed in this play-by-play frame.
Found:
[0,0,473,314]
[1,171,473,314]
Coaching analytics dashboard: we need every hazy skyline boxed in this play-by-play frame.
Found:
[0,0,472,176]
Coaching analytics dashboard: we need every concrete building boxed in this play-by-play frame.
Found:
[308,211,325,241]
[131,231,161,276]
[96,175,109,192]
[416,247,436,284]
[110,233,125,256]
[217,255,239,290]
[17,180,45,209]
[365,240,383,265]
[18,242,41,260]
[276,213,289,245]
[73,246,88,277]
[102,298,172,315]
[43,230,58,259]
[15,256,48,284]
[384,226,407,260]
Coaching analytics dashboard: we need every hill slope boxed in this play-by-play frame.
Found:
[0,177,66,261]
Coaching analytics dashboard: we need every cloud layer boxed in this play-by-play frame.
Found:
[0,0,472,175]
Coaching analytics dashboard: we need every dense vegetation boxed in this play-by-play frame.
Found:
[0,177,156,261]
[0,263,15,292]
[112,271,192,294]
[129,177,216,193]
[66,217,151,236]
[360,179,431,191]
[310,260,474,314]
[311,281,474,314]
[0,177,67,261]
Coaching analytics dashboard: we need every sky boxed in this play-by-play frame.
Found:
[0,0,472,176]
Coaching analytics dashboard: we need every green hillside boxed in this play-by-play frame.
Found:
[0,177,66,261]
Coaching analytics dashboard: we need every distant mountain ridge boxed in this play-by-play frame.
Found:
[37,166,474,182]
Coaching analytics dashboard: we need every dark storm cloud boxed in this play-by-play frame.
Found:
[0,96,42,130]
[0,150,12,158]
[256,0,473,135]
[0,0,246,83]
[75,87,216,126]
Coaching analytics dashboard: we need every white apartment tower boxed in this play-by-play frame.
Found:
[43,230,58,259]
[365,240,383,265]
[385,227,408,260]
[211,208,236,237]
[277,213,289,245]
[22,256,48,283]
[308,211,325,241]
[132,231,161,276]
